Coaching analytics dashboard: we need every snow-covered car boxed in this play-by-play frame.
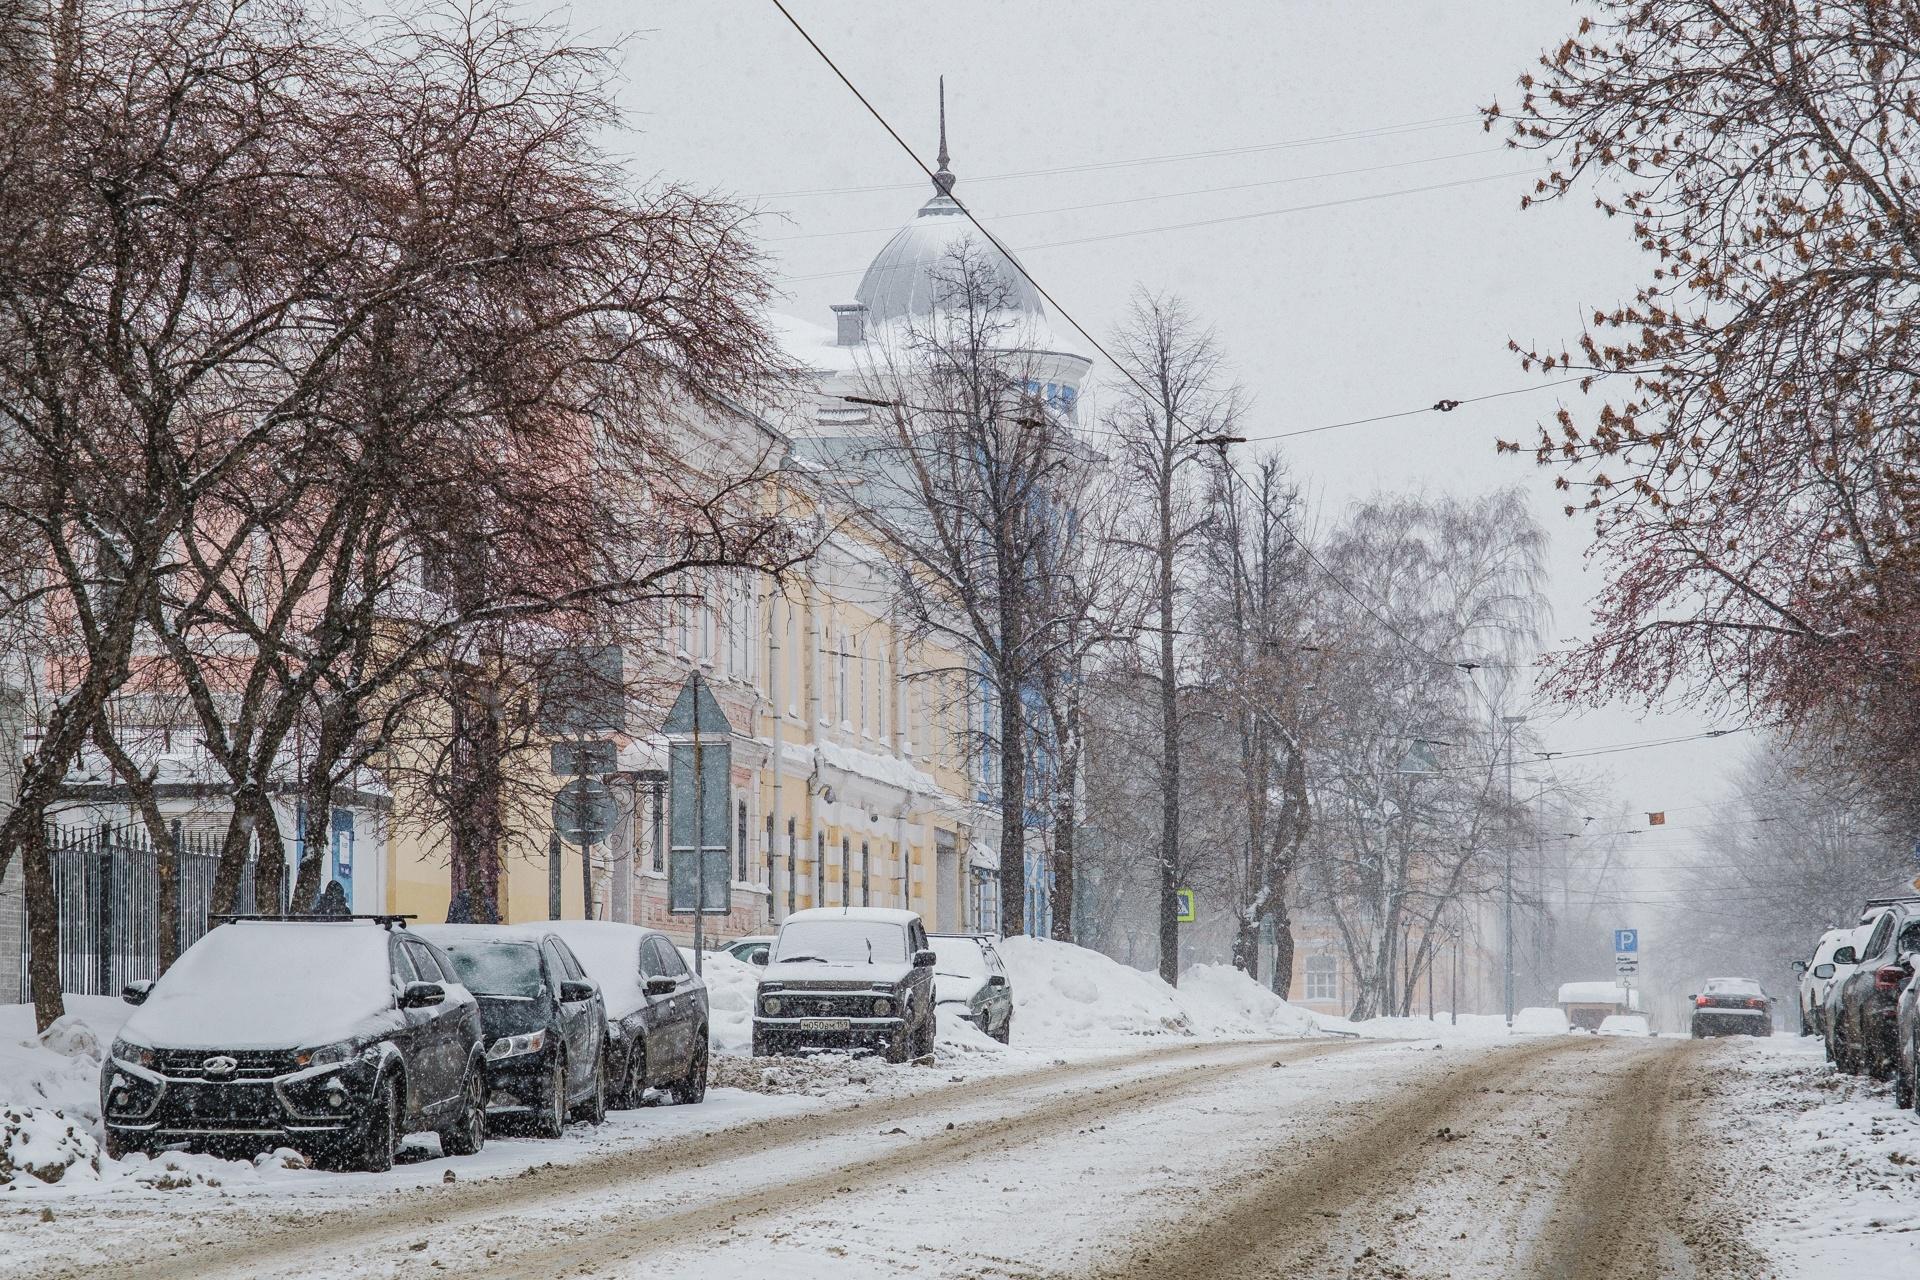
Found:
[1597,1014,1652,1037]
[1793,926,1863,1036]
[726,935,774,965]
[1689,977,1774,1038]
[102,917,486,1171]
[751,907,937,1062]
[415,925,609,1136]
[536,921,708,1108]
[1825,900,1920,1079]
[930,933,1013,1043]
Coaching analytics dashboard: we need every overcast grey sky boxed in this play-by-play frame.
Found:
[568,0,1755,892]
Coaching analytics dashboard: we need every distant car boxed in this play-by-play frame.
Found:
[751,907,937,1062]
[1825,901,1920,1079]
[1794,927,1864,1037]
[102,917,486,1171]
[1689,977,1775,1038]
[416,925,608,1136]
[1597,1014,1652,1037]
[930,933,1013,1043]
[725,935,774,966]
[538,921,709,1108]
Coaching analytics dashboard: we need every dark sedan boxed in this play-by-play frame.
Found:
[539,921,709,1108]
[1827,903,1920,1080]
[416,926,608,1137]
[1689,977,1775,1038]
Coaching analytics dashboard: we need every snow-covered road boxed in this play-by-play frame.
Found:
[18,1031,1891,1280]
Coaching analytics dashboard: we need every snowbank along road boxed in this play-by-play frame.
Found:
[15,1032,1784,1280]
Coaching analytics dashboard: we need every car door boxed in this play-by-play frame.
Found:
[402,938,458,1110]
[556,939,605,1080]
[644,937,690,1076]
[543,938,594,1097]
[1849,914,1897,1034]
[907,921,934,1029]
[387,940,431,1118]
[982,941,1011,1031]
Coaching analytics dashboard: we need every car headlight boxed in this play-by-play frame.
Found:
[873,997,894,1017]
[295,1041,356,1069]
[760,996,783,1017]
[486,1030,546,1060]
[110,1036,155,1068]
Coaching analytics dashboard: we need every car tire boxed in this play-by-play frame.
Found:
[356,1076,400,1173]
[573,1049,607,1126]
[532,1056,567,1139]
[671,1032,708,1105]
[443,1059,486,1157]
[993,1012,1012,1045]
[103,1130,143,1161]
[917,1011,936,1058]
[1897,1059,1916,1110]
[617,1041,646,1109]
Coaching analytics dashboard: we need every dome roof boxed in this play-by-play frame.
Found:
[852,78,1047,327]
[853,192,1048,325]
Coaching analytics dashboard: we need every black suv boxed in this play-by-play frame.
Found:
[1827,898,1920,1079]
[102,916,486,1171]
[416,925,608,1136]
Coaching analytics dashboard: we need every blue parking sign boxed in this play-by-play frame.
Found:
[1614,928,1638,953]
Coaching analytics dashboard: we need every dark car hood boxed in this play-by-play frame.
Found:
[471,994,551,1039]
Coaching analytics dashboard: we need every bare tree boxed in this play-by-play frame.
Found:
[1106,292,1243,984]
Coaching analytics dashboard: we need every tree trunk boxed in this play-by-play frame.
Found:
[997,675,1026,937]
[1049,751,1075,943]
[1156,468,1180,986]
[22,818,64,1032]
[447,676,503,923]
[1269,905,1295,999]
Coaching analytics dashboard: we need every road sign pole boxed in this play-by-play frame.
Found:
[691,673,705,977]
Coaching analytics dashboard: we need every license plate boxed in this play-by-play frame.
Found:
[800,1018,850,1032]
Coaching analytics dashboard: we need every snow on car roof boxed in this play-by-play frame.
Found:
[779,907,921,926]
[1703,977,1766,994]
[1557,981,1634,1005]
[122,920,399,1051]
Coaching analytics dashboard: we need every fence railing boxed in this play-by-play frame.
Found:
[16,823,262,1002]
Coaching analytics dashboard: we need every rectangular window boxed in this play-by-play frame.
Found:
[1304,956,1338,1002]
[841,838,851,908]
[650,785,665,873]
[736,800,748,880]
[860,841,870,907]
[786,818,797,916]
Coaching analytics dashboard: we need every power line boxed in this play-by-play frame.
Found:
[751,113,1482,199]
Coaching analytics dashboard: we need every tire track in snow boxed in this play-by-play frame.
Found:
[63,1036,1353,1280]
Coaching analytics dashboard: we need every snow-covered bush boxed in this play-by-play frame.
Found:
[0,1106,101,1186]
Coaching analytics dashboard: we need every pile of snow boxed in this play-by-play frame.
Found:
[700,951,760,1057]
[994,937,1318,1048]
[1511,1006,1572,1035]
[0,1106,100,1187]
[0,997,132,1188]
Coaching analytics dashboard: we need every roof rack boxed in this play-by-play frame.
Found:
[211,913,417,930]
[1863,896,1920,910]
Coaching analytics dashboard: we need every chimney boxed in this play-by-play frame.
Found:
[831,302,869,347]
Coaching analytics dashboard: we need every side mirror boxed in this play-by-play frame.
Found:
[750,950,769,966]
[399,981,445,1009]
[121,980,153,1006]
[559,979,597,1004]
[912,948,936,969]
[644,975,677,997]
[1791,959,1808,975]
[1813,963,1835,979]
[986,974,1009,989]
[1833,946,1859,966]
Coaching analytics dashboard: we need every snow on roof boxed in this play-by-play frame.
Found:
[122,921,400,1051]
[1556,981,1637,1006]
[536,921,660,1019]
[779,906,922,926]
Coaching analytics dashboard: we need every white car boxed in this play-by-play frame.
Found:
[1794,926,1866,1037]
[1597,1014,1652,1037]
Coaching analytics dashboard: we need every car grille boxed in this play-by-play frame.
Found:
[154,1049,298,1080]
[158,1082,286,1126]
[775,993,884,1018]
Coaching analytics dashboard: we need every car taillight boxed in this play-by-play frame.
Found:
[1874,966,1910,993]
[1695,995,1710,1007]
[1746,997,1767,1009]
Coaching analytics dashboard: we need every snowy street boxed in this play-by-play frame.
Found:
[10,1026,1913,1280]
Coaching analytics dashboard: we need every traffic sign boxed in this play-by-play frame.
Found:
[1614,928,1638,954]
[552,777,616,845]
[1175,888,1196,924]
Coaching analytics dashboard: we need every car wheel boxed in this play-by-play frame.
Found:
[532,1056,567,1139]
[917,1011,936,1057]
[993,1011,1012,1045]
[357,1076,400,1173]
[671,1032,709,1105]
[1897,1058,1916,1110]
[103,1130,142,1161]
[617,1041,645,1109]
[442,1060,486,1157]
[573,1049,607,1126]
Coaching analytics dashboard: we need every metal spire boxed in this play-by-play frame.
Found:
[933,75,955,196]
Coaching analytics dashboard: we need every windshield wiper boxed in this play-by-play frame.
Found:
[780,954,827,964]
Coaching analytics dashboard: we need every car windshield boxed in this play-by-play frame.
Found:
[930,937,987,979]
[773,920,908,964]
[443,943,544,997]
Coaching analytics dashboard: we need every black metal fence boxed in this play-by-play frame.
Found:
[15,822,261,1001]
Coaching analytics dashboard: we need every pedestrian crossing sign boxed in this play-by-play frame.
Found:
[1176,888,1196,924]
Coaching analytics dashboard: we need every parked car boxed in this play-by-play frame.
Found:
[102,916,486,1171]
[1825,899,1920,1079]
[415,925,608,1136]
[930,933,1013,1043]
[1794,926,1865,1037]
[537,921,709,1108]
[750,907,937,1062]
[725,935,774,966]
[1689,977,1775,1038]
[1892,953,1920,1111]
[1597,1014,1653,1037]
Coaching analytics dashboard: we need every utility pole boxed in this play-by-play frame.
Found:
[1502,713,1527,1027]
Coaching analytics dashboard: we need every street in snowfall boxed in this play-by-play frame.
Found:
[6,1,1920,1279]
